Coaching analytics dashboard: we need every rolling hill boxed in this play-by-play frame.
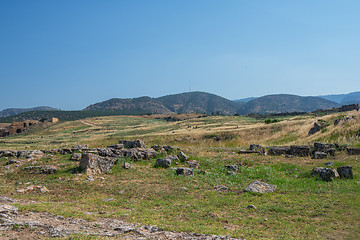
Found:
[318,91,360,105]
[0,106,60,118]
[0,92,350,123]
[84,92,242,115]
[238,94,340,114]
[84,96,172,114]
[157,92,241,115]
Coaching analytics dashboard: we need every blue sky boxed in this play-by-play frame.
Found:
[1,0,359,110]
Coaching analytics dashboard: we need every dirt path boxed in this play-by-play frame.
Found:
[0,196,242,240]
[79,120,97,127]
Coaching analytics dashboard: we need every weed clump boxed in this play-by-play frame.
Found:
[265,119,280,124]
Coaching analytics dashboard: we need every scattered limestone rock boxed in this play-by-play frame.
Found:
[80,153,115,175]
[326,148,336,156]
[314,142,334,151]
[164,155,179,161]
[176,167,193,176]
[309,121,327,135]
[71,153,82,161]
[247,144,266,155]
[50,148,73,155]
[97,148,117,157]
[214,185,228,192]
[346,147,360,155]
[16,185,49,193]
[72,144,89,150]
[155,158,172,168]
[163,145,174,152]
[289,145,311,157]
[119,139,145,149]
[177,151,189,162]
[186,160,199,169]
[114,226,137,233]
[123,162,135,169]
[0,204,18,215]
[249,144,262,151]
[311,167,339,181]
[102,198,114,202]
[151,145,164,152]
[86,175,94,182]
[238,149,261,154]
[0,196,16,203]
[313,151,327,159]
[337,165,353,179]
[124,148,157,160]
[244,181,277,193]
[247,204,257,209]
[24,165,57,174]
[325,161,335,167]
[108,144,124,149]
[225,165,239,172]
[268,146,290,156]
[26,150,44,160]
[5,159,20,165]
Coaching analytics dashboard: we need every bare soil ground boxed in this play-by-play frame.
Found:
[0,197,241,240]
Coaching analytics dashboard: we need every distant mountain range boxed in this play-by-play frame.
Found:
[85,91,340,115]
[84,96,172,114]
[0,106,60,118]
[318,91,360,105]
[233,97,257,103]
[1,91,359,121]
[238,94,340,114]
[85,92,241,115]
[234,91,360,105]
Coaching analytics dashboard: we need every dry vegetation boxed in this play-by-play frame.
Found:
[1,111,359,150]
[0,111,360,239]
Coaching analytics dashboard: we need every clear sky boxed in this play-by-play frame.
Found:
[1,0,359,110]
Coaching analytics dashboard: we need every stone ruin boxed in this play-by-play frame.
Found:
[0,128,8,137]
[0,117,59,137]
[8,120,39,135]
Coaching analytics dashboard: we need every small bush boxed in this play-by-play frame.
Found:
[265,119,280,124]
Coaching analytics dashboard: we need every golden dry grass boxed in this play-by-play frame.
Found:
[0,110,359,150]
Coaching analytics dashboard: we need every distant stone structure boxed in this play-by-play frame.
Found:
[0,128,9,137]
[51,117,59,123]
[0,117,60,137]
[9,120,39,135]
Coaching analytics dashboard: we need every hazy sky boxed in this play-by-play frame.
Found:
[1,1,359,110]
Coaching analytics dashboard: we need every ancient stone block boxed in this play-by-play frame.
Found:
[289,145,311,157]
[347,147,360,155]
[186,160,199,169]
[225,165,239,172]
[155,158,172,168]
[267,146,290,156]
[311,167,339,181]
[119,140,145,149]
[312,151,327,159]
[177,151,189,162]
[71,153,82,161]
[244,181,277,193]
[80,153,115,175]
[337,165,353,179]
[176,167,193,176]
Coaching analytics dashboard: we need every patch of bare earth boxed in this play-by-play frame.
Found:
[0,197,242,240]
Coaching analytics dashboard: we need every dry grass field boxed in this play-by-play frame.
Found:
[1,110,359,150]
[0,110,359,239]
